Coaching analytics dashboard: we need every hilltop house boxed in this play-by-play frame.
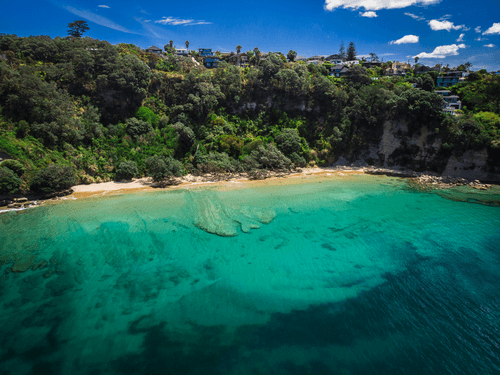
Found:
[204,56,220,69]
[434,89,462,115]
[386,61,411,75]
[175,48,189,56]
[198,48,213,57]
[330,64,349,78]
[145,46,162,55]
[436,71,464,87]
[362,61,383,69]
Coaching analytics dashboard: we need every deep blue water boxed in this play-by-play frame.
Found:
[0,175,499,374]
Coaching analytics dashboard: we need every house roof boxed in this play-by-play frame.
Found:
[146,46,162,51]
[331,64,346,70]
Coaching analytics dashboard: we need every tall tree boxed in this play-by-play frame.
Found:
[169,40,173,48]
[253,47,261,66]
[67,20,89,38]
[347,42,356,61]
[369,52,378,62]
[414,56,419,64]
[287,50,297,62]
[236,45,242,54]
[339,41,346,61]
[185,40,190,50]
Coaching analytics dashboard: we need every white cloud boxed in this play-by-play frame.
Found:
[324,0,441,11]
[456,33,465,42]
[475,26,481,33]
[64,6,136,33]
[475,37,488,41]
[429,19,465,31]
[390,35,419,44]
[360,11,378,17]
[404,12,425,21]
[483,23,500,35]
[155,17,211,26]
[484,44,496,48]
[414,43,466,58]
[97,5,110,8]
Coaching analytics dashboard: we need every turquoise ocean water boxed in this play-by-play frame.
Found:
[1,175,499,375]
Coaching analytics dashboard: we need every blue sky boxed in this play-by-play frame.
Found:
[2,0,499,70]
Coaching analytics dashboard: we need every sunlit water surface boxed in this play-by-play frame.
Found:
[1,175,499,375]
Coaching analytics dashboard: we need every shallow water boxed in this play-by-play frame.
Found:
[1,175,499,375]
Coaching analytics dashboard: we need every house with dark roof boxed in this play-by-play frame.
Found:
[330,64,349,78]
[145,46,162,55]
[436,71,464,87]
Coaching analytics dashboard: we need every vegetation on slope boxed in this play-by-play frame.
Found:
[0,34,499,194]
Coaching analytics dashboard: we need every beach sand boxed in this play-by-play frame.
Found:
[71,167,366,199]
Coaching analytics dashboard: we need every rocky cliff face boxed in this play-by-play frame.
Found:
[347,120,500,182]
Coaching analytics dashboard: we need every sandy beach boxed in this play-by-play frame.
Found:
[70,167,366,199]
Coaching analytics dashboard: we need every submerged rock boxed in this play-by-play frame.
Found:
[189,191,276,237]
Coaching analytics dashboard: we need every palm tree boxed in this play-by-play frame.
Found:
[185,41,190,50]
[414,56,419,64]
[236,45,242,54]
[169,40,173,48]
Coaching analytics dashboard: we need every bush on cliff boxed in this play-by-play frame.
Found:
[1,159,25,177]
[0,167,23,195]
[30,164,77,194]
[145,155,183,182]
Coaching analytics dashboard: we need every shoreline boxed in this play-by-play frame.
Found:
[1,166,497,214]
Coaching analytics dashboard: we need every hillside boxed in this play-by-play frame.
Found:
[1,34,499,196]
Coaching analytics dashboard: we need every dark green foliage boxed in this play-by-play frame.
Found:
[242,139,264,155]
[125,118,153,138]
[68,20,89,38]
[145,155,183,182]
[115,160,138,180]
[248,144,292,170]
[289,152,306,167]
[0,167,22,194]
[275,128,302,156]
[343,65,372,88]
[195,152,241,174]
[420,74,434,92]
[219,135,243,157]
[287,50,297,62]
[135,106,158,127]
[347,42,356,61]
[1,159,25,176]
[389,89,444,131]
[30,164,77,193]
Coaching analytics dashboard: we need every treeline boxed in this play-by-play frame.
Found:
[0,34,499,195]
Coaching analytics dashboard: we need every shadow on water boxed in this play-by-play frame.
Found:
[104,247,500,375]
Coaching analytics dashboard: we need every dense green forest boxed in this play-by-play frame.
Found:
[0,34,499,195]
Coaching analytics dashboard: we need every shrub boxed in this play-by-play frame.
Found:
[275,128,302,156]
[0,167,23,195]
[115,161,138,180]
[1,159,25,177]
[145,155,183,182]
[30,164,77,194]
[135,106,158,127]
[249,144,292,170]
[219,135,244,157]
[125,118,153,138]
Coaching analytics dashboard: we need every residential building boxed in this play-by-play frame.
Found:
[203,56,220,69]
[330,64,349,78]
[175,48,189,56]
[145,46,163,55]
[436,71,464,87]
[434,89,462,113]
[343,60,360,66]
[386,61,411,75]
[198,48,213,57]
[362,61,383,69]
